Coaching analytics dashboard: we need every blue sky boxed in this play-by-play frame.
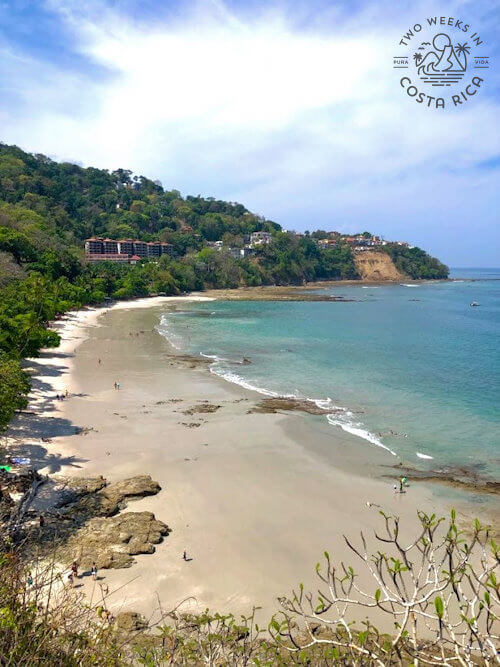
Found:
[1,0,499,265]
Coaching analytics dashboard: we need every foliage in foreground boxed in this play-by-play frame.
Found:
[1,510,498,665]
[271,509,499,666]
[0,549,124,666]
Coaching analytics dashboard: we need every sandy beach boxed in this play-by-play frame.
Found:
[4,296,495,627]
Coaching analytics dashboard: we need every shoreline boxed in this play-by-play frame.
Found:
[4,294,497,623]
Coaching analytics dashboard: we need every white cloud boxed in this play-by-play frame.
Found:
[1,0,499,263]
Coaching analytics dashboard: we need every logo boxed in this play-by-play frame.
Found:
[393,16,490,109]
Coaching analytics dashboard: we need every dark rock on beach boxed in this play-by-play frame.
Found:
[58,475,161,520]
[115,611,148,632]
[385,463,500,497]
[182,402,221,415]
[249,397,341,416]
[32,475,169,570]
[61,510,169,569]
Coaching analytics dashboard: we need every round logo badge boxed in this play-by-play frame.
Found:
[393,17,490,109]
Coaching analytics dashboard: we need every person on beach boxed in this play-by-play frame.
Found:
[116,381,121,390]
[27,572,33,588]
[98,358,101,364]
[113,381,117,389]
[71,561,78,578]
[39,515,45,528]
[91,562,98,580]
[67,572,74,587]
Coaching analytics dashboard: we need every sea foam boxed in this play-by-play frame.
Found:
[327,415,396,455]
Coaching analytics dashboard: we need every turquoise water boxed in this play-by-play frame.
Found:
[158,269,500,477]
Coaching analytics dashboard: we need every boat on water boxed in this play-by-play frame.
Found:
[470,301,480,307]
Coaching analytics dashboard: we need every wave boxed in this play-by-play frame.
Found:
[327,415,396,455]
[201,352,252,365]
[209,366,289,398]
[400,284,419,287]
[156,319,182,350]
[416,451,433,460]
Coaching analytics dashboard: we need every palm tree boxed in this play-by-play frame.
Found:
[413,52,423,64]
[455,42,470,69]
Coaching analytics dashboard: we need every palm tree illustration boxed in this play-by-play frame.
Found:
[455,42,470,69]
[413,52,423,65]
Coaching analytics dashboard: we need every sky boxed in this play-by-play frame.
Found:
[0,0,499,265]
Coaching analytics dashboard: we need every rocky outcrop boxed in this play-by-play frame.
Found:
[182,402,221,415]
[60,511,169,569]
[249,397,343,416]
[354,250,407,281]
[34,475,169,570]
[115,611,148,632]
[58,475,161,521]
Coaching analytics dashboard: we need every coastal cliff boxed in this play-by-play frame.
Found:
[354,250,407,281]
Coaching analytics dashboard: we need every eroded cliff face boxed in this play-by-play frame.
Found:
[354,250,407,281]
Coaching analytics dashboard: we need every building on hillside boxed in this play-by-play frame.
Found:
[317,239,338,248]
[250,231,271,246]
[206,240,224,250]
[160,242,174,256]
[118,239,135,255]
[85,253,130,263]
[227,247,246,259]
[147,242,162,257]
[84,237,175,263]
[85,238,104,254]
[133,241,148,257]
[103,239,119,254]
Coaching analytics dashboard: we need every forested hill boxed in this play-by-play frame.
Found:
[0,143,448,429]
[0,143,281,249]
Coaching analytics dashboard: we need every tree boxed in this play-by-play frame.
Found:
[270,509,499,665]
[0,354,30,430]
[0,227,36,264]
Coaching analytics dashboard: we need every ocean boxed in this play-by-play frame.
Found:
[158,269,500,478]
